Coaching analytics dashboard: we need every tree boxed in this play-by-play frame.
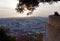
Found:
[16,0,39,15]
[0,26,16,41]
[16,0,60,15]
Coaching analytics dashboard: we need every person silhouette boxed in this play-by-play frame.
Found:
[54,11,59,16]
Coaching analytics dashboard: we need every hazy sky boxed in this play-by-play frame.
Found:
[0,0,18,8]
[0,0,60,18]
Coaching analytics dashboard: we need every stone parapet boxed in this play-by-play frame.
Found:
[46,15,60,41]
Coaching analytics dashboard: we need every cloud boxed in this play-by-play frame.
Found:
[0,0,18,8]
[0,1,60,18]
[32,2,60,17]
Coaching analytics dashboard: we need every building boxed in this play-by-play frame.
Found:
[46,14,60,41]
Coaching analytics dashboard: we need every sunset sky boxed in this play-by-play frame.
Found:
[0,0,60,18]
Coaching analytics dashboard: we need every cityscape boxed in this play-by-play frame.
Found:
[0,0,60,41]
[0,17,48,41]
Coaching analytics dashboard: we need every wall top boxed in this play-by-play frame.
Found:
[48,13,60,29]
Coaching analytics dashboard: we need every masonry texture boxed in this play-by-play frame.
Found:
[46,15,60,41]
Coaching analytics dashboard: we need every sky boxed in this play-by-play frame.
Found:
[0,0,60,18]
[0,0,18,8]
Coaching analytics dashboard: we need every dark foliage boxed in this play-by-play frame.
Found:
[16,0,60,14]
[16,0,39,13]
[19,0,39,7]
[39,0,59,2]
[0,26,16,41]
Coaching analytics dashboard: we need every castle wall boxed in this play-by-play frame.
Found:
[46,15,60,41]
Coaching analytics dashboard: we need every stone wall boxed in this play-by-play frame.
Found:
[46,15,60,41]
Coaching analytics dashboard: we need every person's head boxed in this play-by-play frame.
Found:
[54,11,59,16]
